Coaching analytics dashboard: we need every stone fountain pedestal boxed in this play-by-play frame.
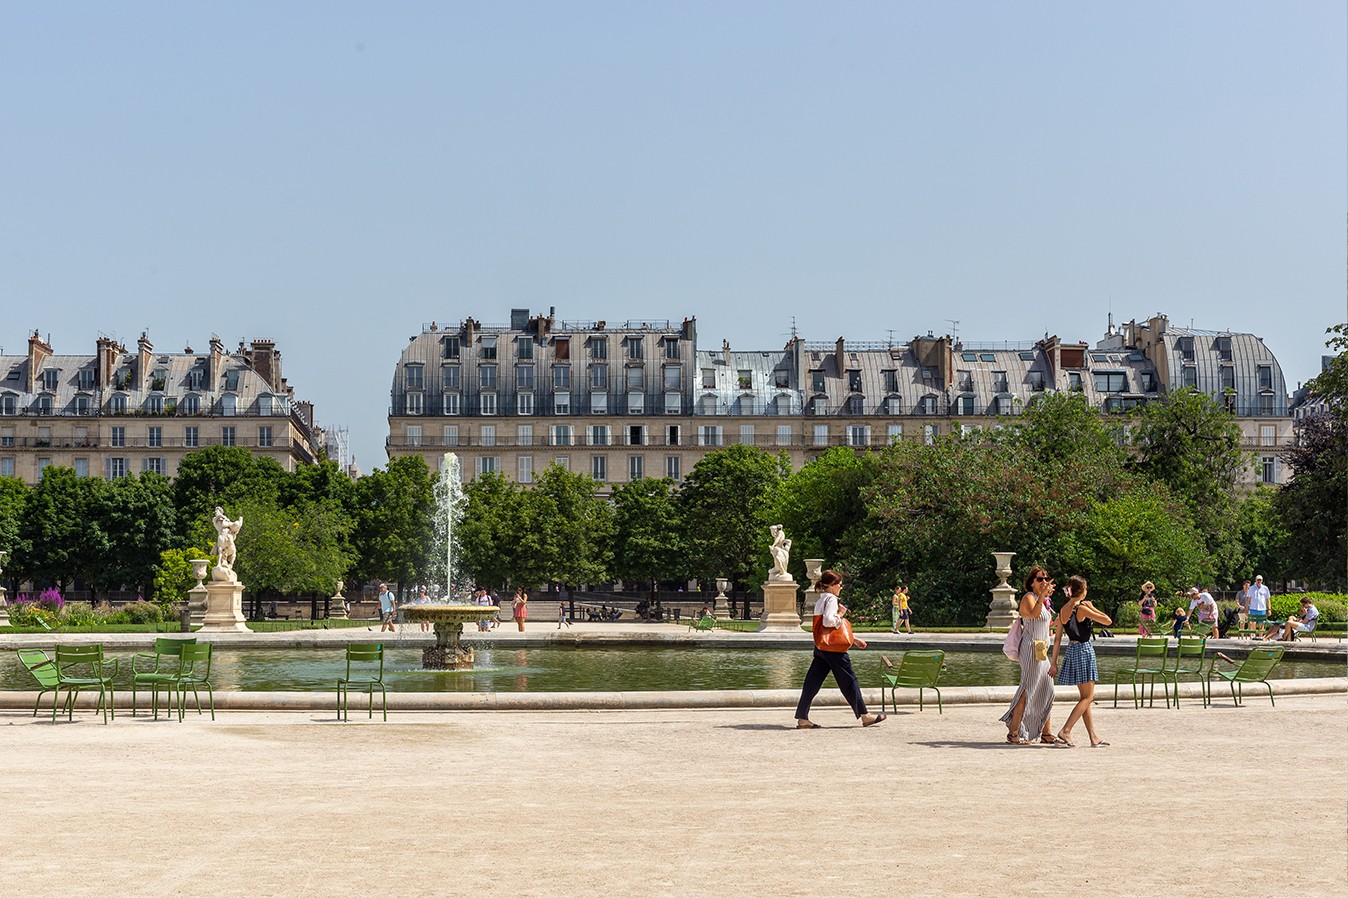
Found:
[758,578,803,631]
[198,568,251,633]
[403,605,497,669]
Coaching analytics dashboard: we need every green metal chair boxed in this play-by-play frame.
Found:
[880,651,944,714]
[171,643,214,721]
[687,615,715,632]
[53,644,118,724]
[129,637,197,719]
[1204,645,1285,708]
[1112,637,1170,709]
[338,643,387,721]
[1163,636,1208,708]
[17,649,61,717]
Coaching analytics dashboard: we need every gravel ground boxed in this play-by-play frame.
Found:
[1,692,1344,898]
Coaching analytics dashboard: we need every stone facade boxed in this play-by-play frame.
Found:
[385,310,1295,489]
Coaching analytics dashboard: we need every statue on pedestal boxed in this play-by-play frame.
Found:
[211,506,243,581]
[768,524,793,582]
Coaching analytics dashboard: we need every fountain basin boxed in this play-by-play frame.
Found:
[401,604,497,669]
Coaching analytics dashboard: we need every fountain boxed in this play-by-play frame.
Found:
[401,452,495,669]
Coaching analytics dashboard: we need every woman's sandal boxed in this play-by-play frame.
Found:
[1006,732,1031,745]
[862,713,887,727]
[1039,734,1057,745]
[1090,740,1111,747]
[796,720,822,729]
[1054,734,1074,747]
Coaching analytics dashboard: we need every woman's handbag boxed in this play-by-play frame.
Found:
[1002,619,1022,661]
[812,615,855,652]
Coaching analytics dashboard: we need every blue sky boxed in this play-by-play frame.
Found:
[2,2,1343,471]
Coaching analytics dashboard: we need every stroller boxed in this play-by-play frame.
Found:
[1216,606,1240,639]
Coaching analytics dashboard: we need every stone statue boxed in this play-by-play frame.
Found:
[211,506,243,579]
[768,524,793,582]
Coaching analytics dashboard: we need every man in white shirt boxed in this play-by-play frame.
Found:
[1187,587,1218,634]
[1248,575,1271,627]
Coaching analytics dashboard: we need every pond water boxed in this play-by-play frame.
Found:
[3,645,1344,693]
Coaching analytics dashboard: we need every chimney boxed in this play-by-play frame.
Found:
[27,330,52,394]
[463,317,479,346]
[250,339,281,391]
[722,339,731,368]
[96,337,120,388]
[208,336,224,389]
[835,337,846,374]
[136,332,154,391]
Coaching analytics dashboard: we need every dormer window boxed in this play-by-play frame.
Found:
[42,369,59,391]
[1216,336,1233,361]
[588,336,608,359]
[258,394,274,416]
[810,370,825,392]
[554,338,570,361]
[73,395,92,416]
[181,394,201,415]
[846,370,862,392]
[220,394,236,417]
[77,369,95,391]
[701,368,716,389]
[151,368,167,391]
[109,393,128,414]
[773,369,790,389]
[442,364,461,390]
[624,337,644,360]
[479,336,498,360]
[1178,336,1195,360]
[515,337,534,360]
[146,394,165,414]
[738,369,753,391]
[1093,371,1128,393]
[883,370,899,393]
[186,368,205,391]
[223,370,241,392]
[663,337,680,359]
[35,394,53,415]
[955,395,975,415]
[0,393,15,415]
[441,336,461,360]
[404,364,424,391]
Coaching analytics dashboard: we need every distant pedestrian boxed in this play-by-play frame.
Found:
[1000,566,1056,745]
[417,586,430,632]
[891,584,912,634]
[377,583,397,633]
[1138,581,1158,635]
[557,601,571,628]
[794,570,885,729]
[512,587,528,632]
[1247,575,1271,630]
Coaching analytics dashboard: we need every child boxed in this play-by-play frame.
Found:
[1170,604,1188,639]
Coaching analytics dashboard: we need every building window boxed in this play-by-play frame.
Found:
[111,426,126,448]
[445,424,462,446]
[106,458,127,479]
[406,392,424,415]
[918,395,937,415]
[480,425,497,447]
[625,337,644,360]
[518,456,534,484]
[516,364,535,390]
[515,337,534,360]
[148,426,163,448]
[76,368,95,390]
[221,426,236,447]
[219,394,236,417]
[479,336,497,360]
[883,370,899,392]
[776,425,793,447]
[479,393,498,415]
[663,392,680,415]
[628,425,646,446]
[1141,371,1157,392]
[72,394,91,415]
[813,424,829,446]
[1257,365,1273,391]
[924,424,938,444]
[404,425,420,447]
[0,427,11,447]
[1181,366,1197,389]
[662,365,681,391]
[992,371,1009,392]
[627,455,643,480]
[625,366,644,392]
[185,426,199,448]
[554,338,570,361]
[1178,336,1194,360]
[591,455,607,481]
[1093,371,1128,393]
[1259,393,1274,416]
[588,337,607,359]
[405,364,424,391]
[955,395,975,415]
[591,425,610,446]
[553,456,571,471]
[554,366,572,390]
[665,455,681,479]
[73,458,88,477]
[35,395,53,415]
[701,368,716,389]
[0,457,12,477]
[442,337,461,360]
[186,368,204,391]
[443,364,461,389]
[1219,366,1235,392]
[479,365,498,390]
[514,425,530,446]
[591,392,608,414]
[143,457,165,475]
[443,393,461,416]
[1261,456,1277,484]
[739,424,756,445]
[41,369,59,390]
[663,338,680,359]
[589,364,608,390]
[810,370,825,392]
[846,425,870,447]
[0,395,15,415]
[37,458,51,476]
[554,392,571,414]
[628,392,644,414]
[517,393,534,415]
[887,424,903,443]
[551,425,572,446]
[700,425,723,447]
[1260,425,1276,447]
[181,394,200,415]
[1028,371,1045,392]
[476,456,499,476]
[1067,372,1083,392]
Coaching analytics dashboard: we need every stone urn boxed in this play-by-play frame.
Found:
[986,551,1019,630]
[189,558,209,589]
[714,578,731,620]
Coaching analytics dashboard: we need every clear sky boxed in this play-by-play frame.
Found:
[2,2,1344,472]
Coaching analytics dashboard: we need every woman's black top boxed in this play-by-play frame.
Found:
[1064,611,1094,643]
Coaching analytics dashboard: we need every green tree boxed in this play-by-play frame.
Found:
[458,471,549,589]
[232,499,355,595]
[1005,390,1127,478]
[771,447,874,582]
[21,466,106,592]
[173,446,285,539]
[86,472,178,600]
[535,463,614,586]
[153,547,213,610]
[350,455,436,591]
[676,444,789,590]
[0,476,30,590]
[611,477,684,590]
[1236,487,1291,587]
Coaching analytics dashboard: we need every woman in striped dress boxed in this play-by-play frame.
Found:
[1051,575,1113,747]
[1000,566,1058,745]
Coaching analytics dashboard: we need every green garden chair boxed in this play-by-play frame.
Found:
[1203,645,1284,708]
[53,644,118,724]
[1111,637,1170,709]
[1162,636,1207,708]
[880,651,944,714]
[172,643,214,721]
[129,637,197,719]
[17,649,61,717]
[688,615,715,632]
[337,644,387,721]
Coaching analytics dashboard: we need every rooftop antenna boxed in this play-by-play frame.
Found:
[946,319,960,342]
[790,316,799,341]
[886,328,896,348]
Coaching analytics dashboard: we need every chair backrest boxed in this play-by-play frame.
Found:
[894,650,944,687]
[154,637,196,656]
[1136,637,1169,660]
[1176,636,1206,661]
[1234,646,1284,682]
[55,644,103,676]
[176,643,212,678]
[18,649,60,688]
[346,643,385,678]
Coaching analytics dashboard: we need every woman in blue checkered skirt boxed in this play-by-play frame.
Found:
[1050,575,1113,748]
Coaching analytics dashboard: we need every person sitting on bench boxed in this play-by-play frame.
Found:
[1259,597,1318,642]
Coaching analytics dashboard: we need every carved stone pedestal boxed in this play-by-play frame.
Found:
[986,551,1019,631]
[758,579,803,632]
[199,571,251,633]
